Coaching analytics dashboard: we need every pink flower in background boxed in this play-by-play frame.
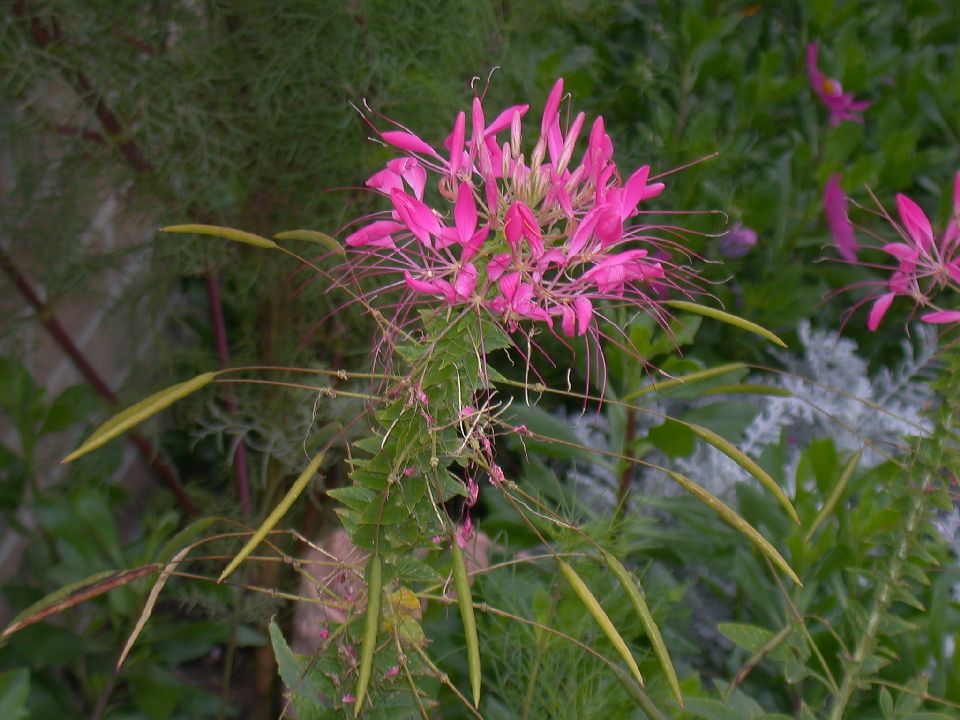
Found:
[719,222,758,259]
[806,42,870,126]
[854,173,960,330]
[824,174,858,262]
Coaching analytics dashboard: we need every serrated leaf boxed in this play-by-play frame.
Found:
[269,620,328,719]
[394,557,442,583]
[717,623,776,654]
[327,486,377,512]
[63,373,217,463]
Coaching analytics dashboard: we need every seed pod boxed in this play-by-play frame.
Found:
[603,551,682,706]
[558,559,643,687]
[452,541,481,707]
[354,554,383,717]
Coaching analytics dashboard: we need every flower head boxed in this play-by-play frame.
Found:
[847,173,960,330]
[807,42,870,126]
[342,78,702,363]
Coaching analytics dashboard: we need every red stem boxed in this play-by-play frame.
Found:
[616,407,638,509]
[206,272,251,517]
[0,248,197,515]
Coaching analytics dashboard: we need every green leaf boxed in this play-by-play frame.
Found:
[717,623,777,654]
[161,223,277,248]
[269,620,328,719]
[0,669,29,720]
[40,385,100,435]
[63,373,217,463]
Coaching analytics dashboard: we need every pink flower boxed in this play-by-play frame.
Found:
[343,77,703,373]
[824,175,858,262]
[847,173,960,330]
[807,42,870,126]
[719,222,758,259]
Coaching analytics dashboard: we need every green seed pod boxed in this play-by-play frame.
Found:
[558,559,643,687]
[452,542,481,707]
[354,553,383,717]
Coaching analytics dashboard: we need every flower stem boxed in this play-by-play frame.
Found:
[826,481,926,720]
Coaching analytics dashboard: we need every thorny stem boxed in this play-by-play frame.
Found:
[826,480,927,720]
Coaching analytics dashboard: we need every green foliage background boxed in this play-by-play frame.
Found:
[1,1,958,718]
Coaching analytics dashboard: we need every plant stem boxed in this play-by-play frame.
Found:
[0,248,197,514]
[826,483,926,720]
[206,271,251,518]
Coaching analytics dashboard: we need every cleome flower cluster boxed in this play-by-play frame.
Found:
[342,78,696,347]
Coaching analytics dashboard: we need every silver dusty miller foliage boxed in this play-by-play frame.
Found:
[674,320,936,498]
[562,321,937,512]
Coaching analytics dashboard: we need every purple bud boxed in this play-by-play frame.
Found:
[719,222,757,258]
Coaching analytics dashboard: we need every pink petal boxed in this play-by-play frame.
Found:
[824,174,858,262]
[896,193,934,252]
[541,78,564,138]
[485,104,529,138]
[366,167,403,196]
[487,253,512,281]
[574,296,593,336]
[449,112,465,177]
[388,157,427,200]
[806,43,821,89]
[454,262,477,299]
[947,261,960,285]
[881,243,918,262]
[621,165,665,218]
[867,292,896,331]
[920,310,960,324]
[391,189,441,246]
[594,205,623,247]
[345,220,403,248]
[497,272,521,303]
[567,209,600,256]
[454,183,477,243]
[560,304,576,337]
[381,131,440,157]
[462,225,489,263]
